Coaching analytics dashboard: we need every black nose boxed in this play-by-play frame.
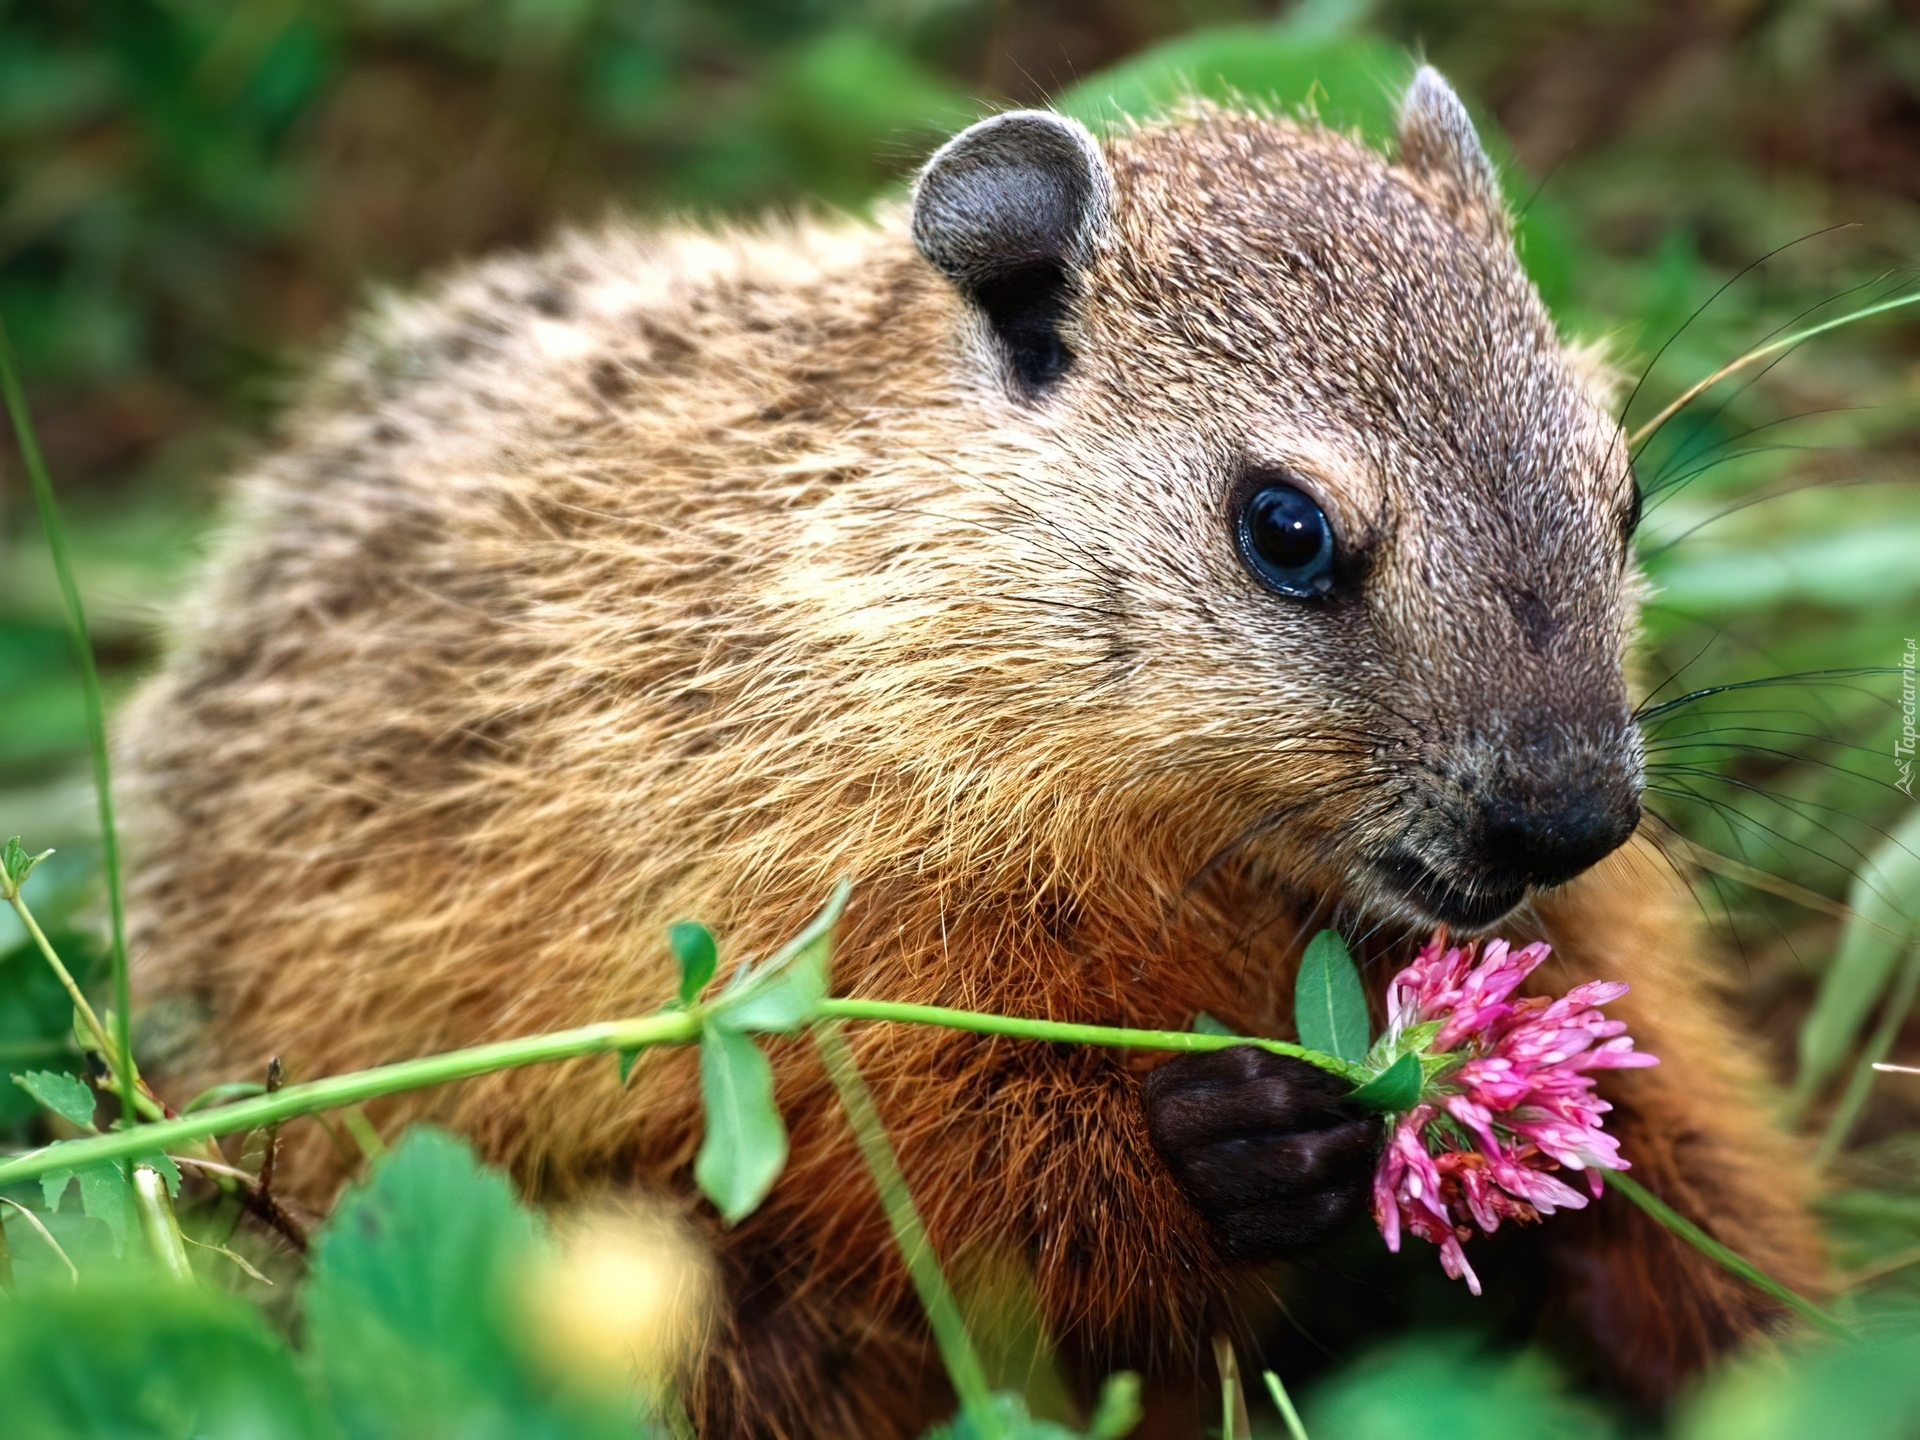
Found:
[1475,788,1641,891]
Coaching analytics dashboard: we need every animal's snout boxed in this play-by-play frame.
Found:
[1472,783,1641,892]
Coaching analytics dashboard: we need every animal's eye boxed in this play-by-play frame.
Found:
[1237,483,1335,597]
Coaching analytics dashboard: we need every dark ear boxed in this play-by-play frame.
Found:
[1397,66,1504,225]
[911,109,1111,395]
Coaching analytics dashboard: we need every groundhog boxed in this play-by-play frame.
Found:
[120,68,1824,1436]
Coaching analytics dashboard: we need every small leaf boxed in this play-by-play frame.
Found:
[671,919,718,1006]
[40,1167,72,1212]
[14,1069,96,1127]
[615,1047,640,1085]
[720,962,827,1034]
[1190,1012,1234,1036]
[695,1024,788,1225]
[1347,1052,1423,1113]
[0,836,52,893]
[714,881,849,1033]
[1294,931,1370,1063]
[77,1160,133,1255]
[1087,1371,1144,1438]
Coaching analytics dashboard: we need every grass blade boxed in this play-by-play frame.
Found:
[1602,1170,1848,1335]
[1262,1370,1310,1440]
[812,1020,996,1431]
[1791,807,1920,1117]
[0,311,135,1127]
[1816,945,1920,1167]
[1627,288,1920,449]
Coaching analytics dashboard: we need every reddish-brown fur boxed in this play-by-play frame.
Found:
[120,97,1824,1436]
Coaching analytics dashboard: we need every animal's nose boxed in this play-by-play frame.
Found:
[1474,787,1641,891]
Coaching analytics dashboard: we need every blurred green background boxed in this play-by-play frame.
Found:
[3,0,1920,1434]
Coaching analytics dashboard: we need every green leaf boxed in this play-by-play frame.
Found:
[1294,931,1370,1063]
[671,918,718,1005]
[720,960,827,1034]
[1347,1053,1424,1114]
[1676,1320,1920,1440]
[308,1128,538,1384]
[77,1158,133,1255]
[695,1024,788,1225]
[1305,1333,1612,1440]
[306,1126,634,1439]
[0,1275,334,1440]
[40,1166,72,1212]
[1087,1372,1144,1439]
[2,835,29,886]
[714,880,849,1034]
[1055,26,1412,146]
[14,1067,96,1126]
[1191,1012,1234,1036]
[1793,806,1920,1112]
[32,1144,143,1256]
[616,1047,640,1085]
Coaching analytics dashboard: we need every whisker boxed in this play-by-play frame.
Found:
[1617,223,1857,436]
[1634,668,1895,725]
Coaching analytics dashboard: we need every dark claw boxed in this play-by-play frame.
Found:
[1142,1046,1381,1260]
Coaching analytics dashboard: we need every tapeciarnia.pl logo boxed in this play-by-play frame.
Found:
[1898,637,1916,800]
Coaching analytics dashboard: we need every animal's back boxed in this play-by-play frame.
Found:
[123,215,960,1188]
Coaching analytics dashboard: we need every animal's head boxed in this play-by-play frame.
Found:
[904,69,1642,932]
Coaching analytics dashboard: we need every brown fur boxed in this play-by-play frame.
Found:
[119,103,1823,1435]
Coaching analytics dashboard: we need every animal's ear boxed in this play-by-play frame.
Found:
[911,109,1111,395]
[1396,66,1504,226]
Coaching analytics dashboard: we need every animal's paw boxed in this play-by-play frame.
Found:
[1142,1046,1381,1260]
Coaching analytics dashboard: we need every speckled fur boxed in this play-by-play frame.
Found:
[120,104,1823,1436]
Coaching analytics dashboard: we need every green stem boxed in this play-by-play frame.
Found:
[1816,944,1920,1167]
[1602,1170,1849,1335]
[813,1020,997,1431]
[1627,288,1920,448]
[132,1164,193,1283]
[0,1011,699,1188]
[3,886,167,1124]
[0,311,134,1127]
[816,998,1360,1079]
[1262,1371,1309,1440]
[0,972,1838,1345]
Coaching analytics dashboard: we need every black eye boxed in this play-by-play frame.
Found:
[1237,483,1335,596]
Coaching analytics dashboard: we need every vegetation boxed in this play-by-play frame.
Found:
[3,1,1919,1435]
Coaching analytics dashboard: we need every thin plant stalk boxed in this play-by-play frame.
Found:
[132,1164,193,1282]
[0,1000,1347,1189]
[1262,1371,1309,1440]
[1816,945,1920,1167]
[0,984,1839,1336]
[817,998,1357,1078]
[0,1197,76,1285]
[1627,289,1920,448]
[813,1020,996,1430]
[1212,1334,1250,1440]
[1602,1170,1848,1334]
[0,1009,704,1188]
[0,312,134,1126]
[1,877,165,1124]
[3,879,118,1061]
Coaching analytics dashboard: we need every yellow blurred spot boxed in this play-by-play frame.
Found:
[517,1197,717,1402]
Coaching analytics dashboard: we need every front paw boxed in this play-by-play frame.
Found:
[1142,1047,1380,1261]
